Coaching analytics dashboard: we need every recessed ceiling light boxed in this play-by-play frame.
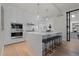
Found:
[71,15,75,18]
[37,15,40,18]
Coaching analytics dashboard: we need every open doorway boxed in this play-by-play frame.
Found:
[70,10,79,41]
[66,9,79,41]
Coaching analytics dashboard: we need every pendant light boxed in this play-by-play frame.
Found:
[36,3,40,19]
[45,9,48,21]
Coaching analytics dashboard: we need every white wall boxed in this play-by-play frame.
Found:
[3,4,26,45]
[54,13,66,41]
[0,4,4,55]
[0,3,2,55]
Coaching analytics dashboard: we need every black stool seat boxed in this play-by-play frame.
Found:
[42,39,47,56]
[77,35,79,39]
[42,39,47,43]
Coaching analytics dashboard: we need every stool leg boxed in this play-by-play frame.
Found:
[60,37,62,44]
[44,43,47,56]
[55,38,57,47]
[48,40,52,55]
[59,36,62,45]
[59,37,60,45]
[57,37,59,46]
[58,37,60,45]
[52,40,54,50]
[54,39,55,46]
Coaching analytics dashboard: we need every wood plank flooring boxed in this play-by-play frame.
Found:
[3,38,79,56]
[53,39,79,56]
[3,41,30,56]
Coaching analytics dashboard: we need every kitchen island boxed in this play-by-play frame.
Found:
[26,32,62,56]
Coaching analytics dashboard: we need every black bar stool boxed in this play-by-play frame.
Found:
[55,35,62,46]
[58,35,62,45]
[77,35,79,39]
[42,39,47,56]
[47,37,52,55]
[50,37,55,50]
[53,36,58,48]
[56,36,60,46]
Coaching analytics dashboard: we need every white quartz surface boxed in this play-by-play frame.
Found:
[26,31,61,35]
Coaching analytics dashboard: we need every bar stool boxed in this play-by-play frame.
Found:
[55,35,62,46]
[57,36,60,45]
[48,36,57,55]
[46,37,55,55]
[42,39,47,56]
[53,36,58,47]
[45,37,52,55]
[50,37,54,50]
[77,35,79,39]
[59,35,62,45]
[56,36,61,46]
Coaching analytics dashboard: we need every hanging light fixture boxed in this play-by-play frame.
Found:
[36,3,40,19]
[45,9,48,21]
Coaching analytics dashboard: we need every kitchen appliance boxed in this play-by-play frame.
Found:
[11,23,23,39]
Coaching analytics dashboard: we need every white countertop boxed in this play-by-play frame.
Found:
[26,31,62,35]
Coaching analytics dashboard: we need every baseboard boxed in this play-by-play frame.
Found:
[4,39,25,45]
[5,40,26,46]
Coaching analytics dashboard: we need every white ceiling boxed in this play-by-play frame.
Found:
[70,10,79,21]
[4,3,79,17]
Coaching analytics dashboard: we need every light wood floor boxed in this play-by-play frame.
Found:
[3,38,79,56]
[53,38,79,56]
[3,41,30,56]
